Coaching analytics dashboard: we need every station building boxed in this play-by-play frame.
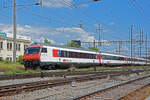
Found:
[0,32,31,61]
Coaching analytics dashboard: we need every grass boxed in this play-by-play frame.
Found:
[4,69,45,74]
[0,61,68,74]
[0,61,149,74]
[0,62,45,74]
[72,65,150,72]
[0,62,24,70]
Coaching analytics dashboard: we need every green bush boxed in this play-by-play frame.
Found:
[88,47,99,51]
[0,57,3,62]
[17,55,23,63]
[4,59,11,64]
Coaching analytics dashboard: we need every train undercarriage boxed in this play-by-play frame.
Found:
[23,60,144,70]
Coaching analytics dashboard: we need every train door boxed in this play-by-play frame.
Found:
[41,48,48,62]
[100,55,104,65]
[124,57,128,67]
[97,54,103,66]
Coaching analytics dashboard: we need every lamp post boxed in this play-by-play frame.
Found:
[12,0,42,62]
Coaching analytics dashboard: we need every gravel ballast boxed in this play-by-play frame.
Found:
[0,72,149,100]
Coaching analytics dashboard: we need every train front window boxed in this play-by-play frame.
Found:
[25,47,40,54]
[41,48,47,53]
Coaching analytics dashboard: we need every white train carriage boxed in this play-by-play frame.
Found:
[23,44,149,69]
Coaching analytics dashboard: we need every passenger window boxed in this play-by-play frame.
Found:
[57,51,60,56]
[41,48,47,53]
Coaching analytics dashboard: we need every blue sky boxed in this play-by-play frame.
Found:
[0,0,150,55]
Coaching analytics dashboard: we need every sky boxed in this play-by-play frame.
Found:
[0,0,150,55]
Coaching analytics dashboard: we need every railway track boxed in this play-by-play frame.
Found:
[0,69,148,80]
[72,74,150,100]
[0,70,141,97]
[119,82,150,100]
[0,70,113,80]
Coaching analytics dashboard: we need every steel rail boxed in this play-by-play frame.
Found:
[72,74,150,100]
[0,70,135,80]
[0,69,148,80]
[118,83,150,100]
[0,71,139,97]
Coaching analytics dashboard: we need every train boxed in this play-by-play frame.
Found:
[23,44,150,69]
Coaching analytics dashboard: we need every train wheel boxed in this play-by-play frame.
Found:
[24,65,29,70]
[36,66,40,70]
[25,67,28,70]
[51,66,56,70]
[40,66,45,70]
[33,66,37,70]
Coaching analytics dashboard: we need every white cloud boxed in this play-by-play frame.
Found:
[109,22,115,25]
[101,40,112,46]
[42,0,89,8]
[103,29,110,33]
[24,25,31,28]
[42,0,72,8]
[123,46,129,51]
[0,23,95,45]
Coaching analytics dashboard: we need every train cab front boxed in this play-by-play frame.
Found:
[23,46,42,69]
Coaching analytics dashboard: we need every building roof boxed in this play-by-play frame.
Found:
[0,32,31,42]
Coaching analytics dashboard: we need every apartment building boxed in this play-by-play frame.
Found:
[0,32,31,61]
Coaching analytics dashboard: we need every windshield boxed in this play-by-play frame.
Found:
[24,47,40,54]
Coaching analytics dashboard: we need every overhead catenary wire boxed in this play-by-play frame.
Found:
[0,2,10,20]
[1,0,148,57]
[24,0,98,39]
[0,1,134,43]
[61,0,140,43]
[129,0,150,24]
[60,0,125,41]
[0,0,90,35]
[61,0,101,23]
[17,0,79,27]
[7,0,125,41]
[60,0,106,41]
[17,6,77,27]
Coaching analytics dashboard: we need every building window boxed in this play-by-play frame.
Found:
[6,57,12,61]
[24,45,28,50]
[16,44,20,51]
[7,42,12,51]
[18,44,20,51]
[0,42,3,50]
[10,43,12,50]
[10,57,12,61]
[16,44,18,51]
[6,57,9,61]
[7,43,9,50]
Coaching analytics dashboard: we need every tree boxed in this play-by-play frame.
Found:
[17,55,23,63]
[64,41,83,48]
[44,39,51,44]
[88,47,99,51]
